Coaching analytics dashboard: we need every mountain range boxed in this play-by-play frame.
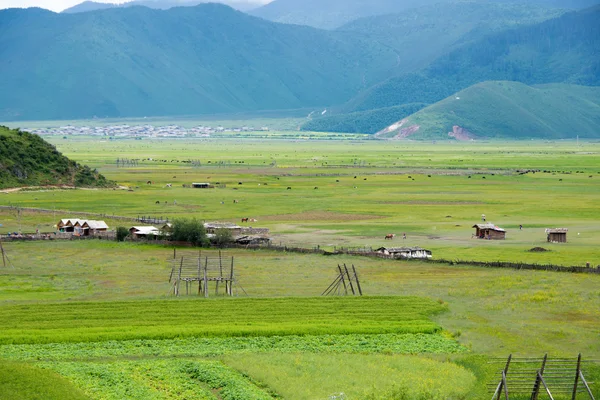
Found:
[0,4,397,121]
[250,0,600,29]
[62,0,264,13]
[1,0,599,139]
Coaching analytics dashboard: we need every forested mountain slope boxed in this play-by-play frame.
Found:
[0,126,114,189]
[343,6,600,113]
[0,4,396,121]
[338,2,565,75]
[250,0,597,29]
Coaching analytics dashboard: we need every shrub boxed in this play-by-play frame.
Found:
[171,218,208,246]
[212,228,234,248]
[116,227,129,242]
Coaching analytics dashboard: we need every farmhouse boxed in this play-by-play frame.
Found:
[57,219,108,236]
[57,218,82,232]
[472,223,506,240]
[191,183,213,189]
[129,226,160,239]
[204,222,242,236]
[375,247,432,259]
[80,220,109,236]
[546,228,568,243]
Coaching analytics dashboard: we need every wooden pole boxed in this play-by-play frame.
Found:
[216,252,223,296]
[203,256,208,298]
[176,257,183,297]
[572,353,582,400]
[579,371,596,400]
[538,372,555,400]
[502,371,509,400]
[198,257,202,296]
[1,239,7,268]
[496,354,512,400]
[344,264,355,295]
[352,265,362,296]
[337,265,347,295]
[531,354,547,400]
[229,257,234,296]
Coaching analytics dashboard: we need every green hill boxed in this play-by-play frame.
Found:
[300,103,427,134]
[343,5,600,113]
[0,4,397,121]
[375,82,600,140]
[0,126,114,189]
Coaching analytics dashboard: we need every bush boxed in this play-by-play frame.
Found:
[212,228,234,248]
[171,218,208,246]
[116,227,129,242]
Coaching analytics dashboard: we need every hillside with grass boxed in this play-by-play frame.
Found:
[343,5,600,113]
[0,126,114,188]
[374,81,600,140]
[300,103,427,134]
[0,4,397,121]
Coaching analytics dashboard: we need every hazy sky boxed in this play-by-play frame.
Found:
[0,0,270,13]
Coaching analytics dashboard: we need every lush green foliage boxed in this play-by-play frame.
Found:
[116,226,129,241]
[380,81,600,139]
[0,333,465,362]
[0,5,396,121]
[212,228,234,247]
[344,7,600,113]
[0,297,445,344]
[301,103,426,134]
[0,361,88,400]
[171,218,208,246]
[224,353,476,400]
[0,126,113,189]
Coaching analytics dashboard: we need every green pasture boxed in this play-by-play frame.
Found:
[2,138,599,265]
[1,138,600,399]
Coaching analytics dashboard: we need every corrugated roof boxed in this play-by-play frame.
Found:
[473,223,505,232]
[545,228,568,233]
[131,226,159,234]
[83,220,108,229]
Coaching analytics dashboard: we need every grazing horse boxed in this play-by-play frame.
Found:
[233,199,239,204]
[287,187,292,190]
[155,200,160,204]
[385,234,395,240]
[241,218,249,223]
[147,180,152,185]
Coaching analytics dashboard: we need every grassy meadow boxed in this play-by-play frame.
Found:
[1,137,600,399]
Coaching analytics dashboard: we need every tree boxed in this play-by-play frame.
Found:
[116,226,129,242]
[212,228,234,248]
[171,218,208,246]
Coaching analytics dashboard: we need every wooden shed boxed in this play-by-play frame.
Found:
[473,223,506,240]
[81,220,108,236]
[546,228,568,243]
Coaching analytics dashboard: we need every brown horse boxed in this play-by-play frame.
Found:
[241,218,249,222]
[385,234,395,240]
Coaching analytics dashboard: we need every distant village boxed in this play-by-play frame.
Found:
[27,124,270,138]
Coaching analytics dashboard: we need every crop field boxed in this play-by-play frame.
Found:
[1,137,600,399]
